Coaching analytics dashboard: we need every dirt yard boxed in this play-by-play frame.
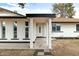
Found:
[51,39,79,56]
[0,49,35,56]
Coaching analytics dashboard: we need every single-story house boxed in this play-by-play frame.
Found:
[0,7,79,49]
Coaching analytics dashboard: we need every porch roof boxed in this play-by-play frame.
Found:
[0,16,26,18]
[26,14,56,17]
[52,17,79,23]
[0,7,24,16]
[0,14,56,18]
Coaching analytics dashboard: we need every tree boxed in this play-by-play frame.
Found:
[65,3,75,18]
[18,3,26,8]
[53,3,75,18]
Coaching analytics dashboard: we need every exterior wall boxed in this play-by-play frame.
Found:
[0,18,49,42]
[0,19,28,41]
[52,23,79,37]
[1,17,79,41]
[44,23,47,37]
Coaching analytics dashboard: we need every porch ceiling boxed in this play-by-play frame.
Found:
[33,18,49,23]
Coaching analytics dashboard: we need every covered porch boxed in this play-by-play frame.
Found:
[29,17,52,49]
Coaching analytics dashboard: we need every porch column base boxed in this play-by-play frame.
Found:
[48,39,52,49]
[30,40,33,49]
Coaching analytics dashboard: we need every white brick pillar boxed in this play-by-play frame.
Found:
[29,18,34,49]
[17,20,25,40]
[46,22,49,47]
[48,18,52,49]
[5,20,13,40]
[0,20,2,38]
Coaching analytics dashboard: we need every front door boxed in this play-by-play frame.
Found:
[36,24,44,37]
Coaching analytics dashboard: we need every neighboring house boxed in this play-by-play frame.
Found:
[0,7,79,49]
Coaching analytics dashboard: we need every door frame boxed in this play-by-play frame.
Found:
[36,23,45,37]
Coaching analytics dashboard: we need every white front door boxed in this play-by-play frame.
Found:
[36,24,44,37]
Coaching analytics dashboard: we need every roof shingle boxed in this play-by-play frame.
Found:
[52,17,79,23]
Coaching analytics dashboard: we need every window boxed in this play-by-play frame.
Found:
[13,21,17,38]
[76,24,79,31]
[39,26,41,33]
[25,22,29,38]
[2,21,5,38]
[52,23,60,31]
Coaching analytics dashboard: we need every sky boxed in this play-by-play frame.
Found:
[0,3,79,18]
[0,3,53,15]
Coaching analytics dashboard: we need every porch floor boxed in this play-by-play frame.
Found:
[34,38,48,49]
[0,38,48,49]
[0,43,30,49]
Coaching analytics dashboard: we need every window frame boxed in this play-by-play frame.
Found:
[25,22,29,38]
[52,23,61,32]
[2,21,6,38]
[76,24,79,31]
[13,21,17,38]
